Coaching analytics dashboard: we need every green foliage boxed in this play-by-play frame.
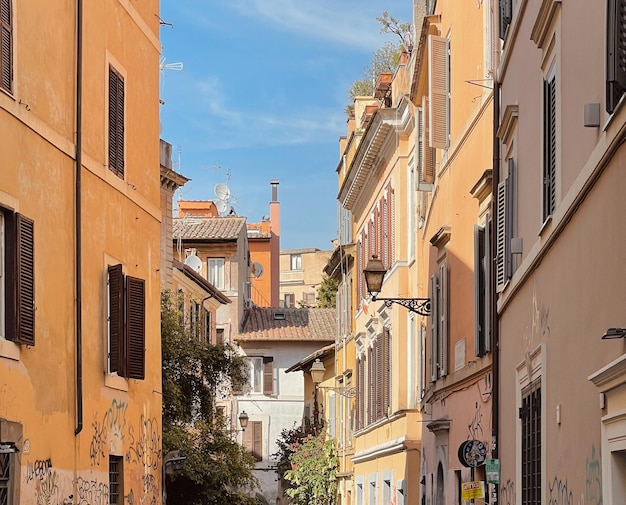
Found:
[347,12,412,104]
[283,432,338,505]
[272,421,316,477]
[317,276,339,309]
[161,290,257,505]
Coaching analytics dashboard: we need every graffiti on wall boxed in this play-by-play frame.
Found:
[75,477,109,505]
[126,415,161,471]
[522,287,550,352]
[586,445,602,505]
[89,399,128,466]
[548,477,574,505]
[499,479,514,505]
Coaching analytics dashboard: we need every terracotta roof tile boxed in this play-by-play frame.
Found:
[173,216,246,241]
[235,308,336,342]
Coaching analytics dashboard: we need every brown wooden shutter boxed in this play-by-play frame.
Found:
[368,348,375,425]
[108,264,124,374]
[252,421,262,461]
[382,327,391,417]
[356,358,364,430]
[16,214,35,345]
[242,421,253,452]
[0,0,11,93]
[125,275,145,379]
[263,357,274,395]
[607,0,626,112]
[108,67,125,178]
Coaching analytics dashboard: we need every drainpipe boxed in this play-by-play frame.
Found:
[490,75,500,493]
[74,0,84,436]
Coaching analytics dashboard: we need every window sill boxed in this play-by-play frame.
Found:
[105,373,129,392]
[0,339,20,361]
[539,215,552,236]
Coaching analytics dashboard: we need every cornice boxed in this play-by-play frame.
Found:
[531,0,561,49]
[497,104,519,145]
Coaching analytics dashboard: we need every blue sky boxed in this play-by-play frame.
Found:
[159,1,412,251]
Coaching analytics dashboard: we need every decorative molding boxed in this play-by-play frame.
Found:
[589,353,626,392]
[470,169,493,205]
[426,418,451,433]
[531,0,561,49]
[497,104,519,145]
[429,225,452,249]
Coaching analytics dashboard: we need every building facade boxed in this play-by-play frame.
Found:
[0,0,163,503]
[496,1,626,504]
[279,248,333,308]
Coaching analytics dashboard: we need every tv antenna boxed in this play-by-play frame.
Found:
[159,56,183,105]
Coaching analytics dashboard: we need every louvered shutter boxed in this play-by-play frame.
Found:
[126,275,145,380]
[388,185,395,265]
[607,0,626,113]
[328,394,336,438]
[368,348,375,424]
[357,358,364,429]
[108,264,124,374]
[253,421,263,461]
[242,421,253,453]
[0,0,12,93]
[421,97,436,184]
[544,77,557,220]
[428,35,450,149]
[263,357,274,395]
[382,327,391,417]
[474,225,486,357]
[16,214,35,345]
[506,159,515,279]
[439,263,448,377]
[499,0,512,39]
[108,67,125,178]
[496,180,507,291]
[429,274,438,382]
[484,216,492,354]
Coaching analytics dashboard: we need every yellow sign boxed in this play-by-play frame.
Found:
[461,481,485,500]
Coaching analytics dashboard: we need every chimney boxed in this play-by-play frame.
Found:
[269,180,280,307]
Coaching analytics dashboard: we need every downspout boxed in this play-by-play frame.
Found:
[490,76,500,475]
[75,0,84,436]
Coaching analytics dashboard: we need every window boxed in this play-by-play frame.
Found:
[203,308,212,344]
[0,207,35,345]
[109,455,123,505]
[474,220,492,357]
[108,264,145,380]
[428,34,450,150]
[429,263,448,381]
[367,328,391,424]
[108,66,125,178]
[607,0,626,113]
[290,254,302,270]
[543,70,557,222]
[0,451,12,505]
[248,356,274,395]
[496,159,516,290]
[499,0,513,38]
[0,0,12,94]
[303,292,316,305]
[328,392,336,439]
[207,258,225,290]
[520,381,541,505]
[242,421,262,461]
[284,293,295,308]
[356,356,365,430]
[216,327,224,345]
[417,103,435,191]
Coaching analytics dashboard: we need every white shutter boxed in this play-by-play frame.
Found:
[429,274,438,382]
[421,96,436,185]
[428,35,450,149]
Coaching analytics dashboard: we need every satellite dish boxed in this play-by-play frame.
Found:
[252,262,264,278]
[214,183,231,201]
[184,255,202,274]
[215,199,227,215]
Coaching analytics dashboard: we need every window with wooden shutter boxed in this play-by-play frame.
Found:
[126,276,145,380]
[108,66,125,178]
[496,179,507,291]
[107,265,145,379]
[15,214,35,345]
[474,223,491,357]
[543,74,557,222]
[263,357,274,395]
[429,274,438,382]
[243,421,263,462]
[368,348,375,425]
[428,35,450,150]
[356,357,365,430]
[438,263,448,377]
[382,327,391,418]
[607,0,626,113]
[0,0,12,93]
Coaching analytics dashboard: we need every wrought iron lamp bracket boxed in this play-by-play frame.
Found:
[373,296,431,316]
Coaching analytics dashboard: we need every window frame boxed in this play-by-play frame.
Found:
[207,257,225,290]
[109,455,124,505]
[606,0,626,114]
[542,66,557,223]
[242,420,263,462]
[290,254,302,271]
[429,262,448,381]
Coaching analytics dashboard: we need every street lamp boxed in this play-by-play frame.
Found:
[310,359,325,432]
[238,410,249,432]
[310,359,356,397]
[363,255,431,316]
[163,449,186,505]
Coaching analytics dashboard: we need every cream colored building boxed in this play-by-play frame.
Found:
[279,248,332,308]
[0,0,162,503]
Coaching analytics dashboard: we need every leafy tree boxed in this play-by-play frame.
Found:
[347,12,412,103]
[161,290,257,505]
[317,276,339,309]
[283,432,338,505]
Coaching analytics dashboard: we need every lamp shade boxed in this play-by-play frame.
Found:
[238,411,249,430]
[310,358,326,385]
[363,255,387,294]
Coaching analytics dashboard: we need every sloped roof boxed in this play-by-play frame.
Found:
[236,307,336,342]
[173,259,231,304]
[173,216,246,241]
[285,343,335,373]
